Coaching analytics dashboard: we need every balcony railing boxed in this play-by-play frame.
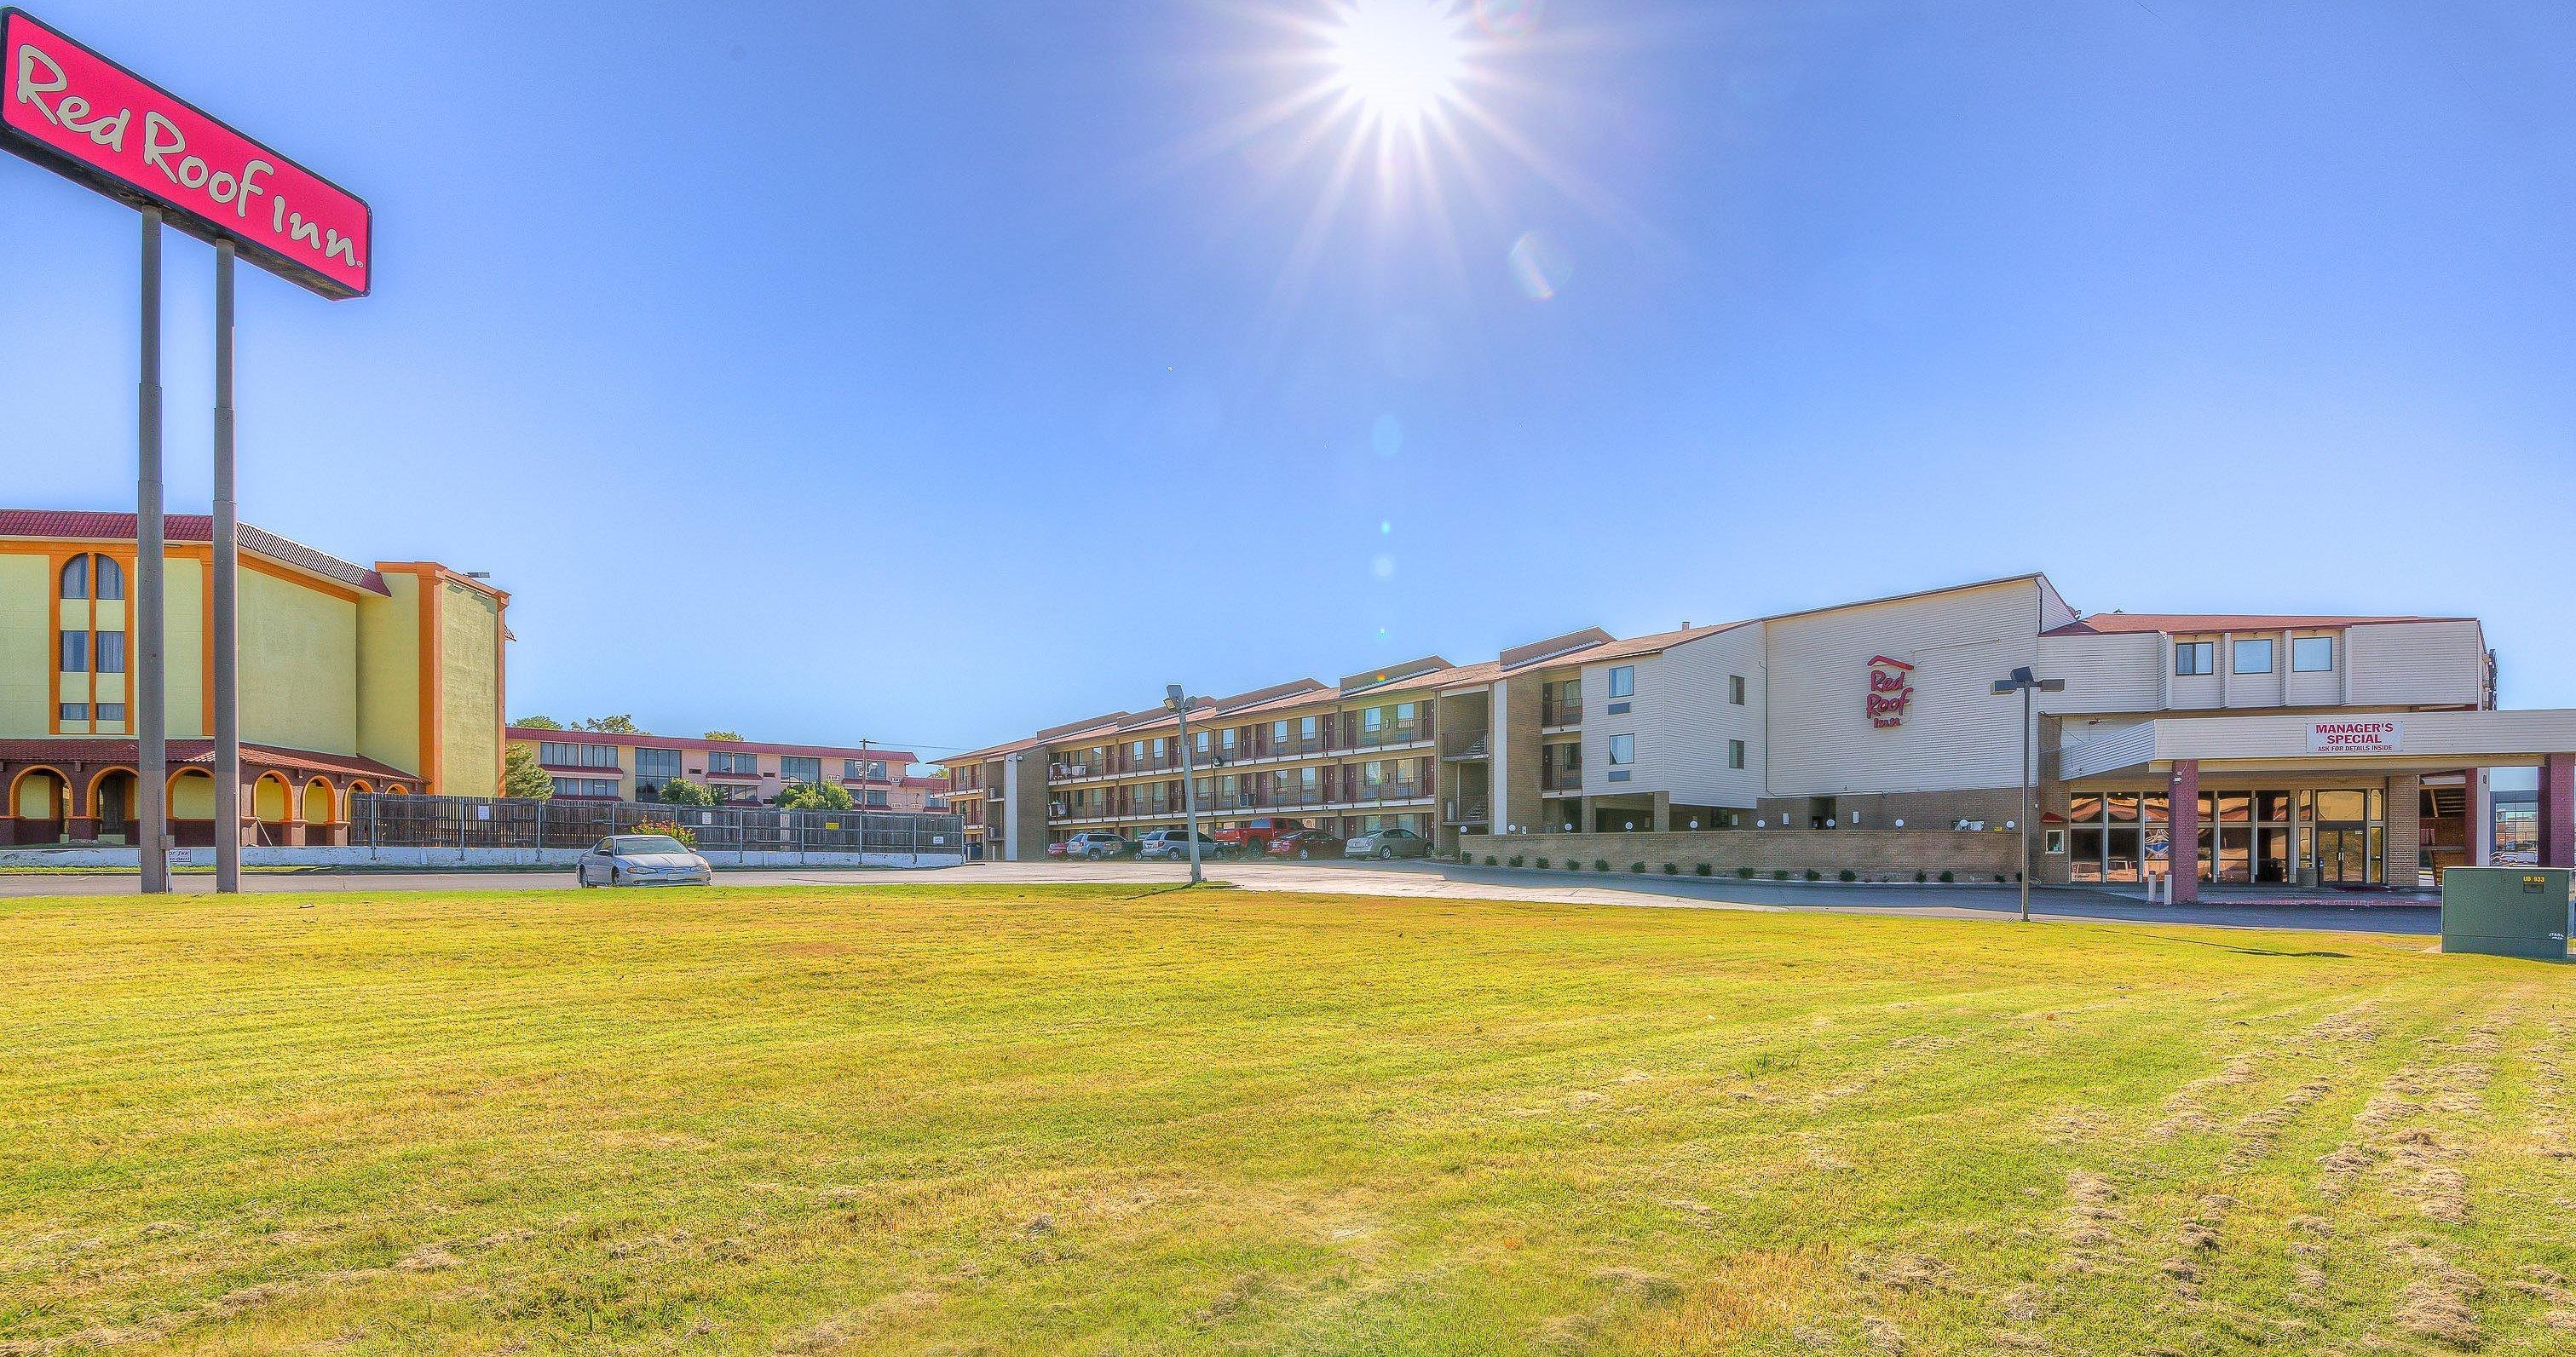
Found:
[1541,702,1582,727]
[1542,767,1582,792]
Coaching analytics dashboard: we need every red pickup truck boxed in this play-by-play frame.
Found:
[1212,816,1308,855]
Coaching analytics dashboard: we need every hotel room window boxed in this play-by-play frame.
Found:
[59,631,87,671]
[94,631,124,674]
[2292,635,2334,672]
[60,702,89,722]
[59,555,88,600]
[1729,674,1746,704]
[2233,638,2273,674]
[1608,665,1634,699]
[2175,641,2214,676]
[93,555,123,600]
[1728,739,1745,769]
[1608,734,1634,765]
[781,756,821,784]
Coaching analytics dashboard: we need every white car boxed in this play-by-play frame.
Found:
[1344,827,1431,860]
[576,834,713,887]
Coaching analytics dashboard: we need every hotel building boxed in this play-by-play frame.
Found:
[946,573,2576,899]
[2,509,508,846]
[504,727,931,808]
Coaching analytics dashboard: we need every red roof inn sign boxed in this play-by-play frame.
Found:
[3,7,370,297]
[1867,655,1916,728]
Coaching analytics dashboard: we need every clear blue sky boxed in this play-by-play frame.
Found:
[7,1,2570,760]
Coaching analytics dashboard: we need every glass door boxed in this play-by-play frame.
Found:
[2316,827,2370,885]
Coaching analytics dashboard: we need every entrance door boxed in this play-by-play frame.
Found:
[2316,827,2370,886]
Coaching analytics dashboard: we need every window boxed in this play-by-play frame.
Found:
[2175,641,2214,676]
[1300,716,1317,739]
[95,702,125,722]
[637,748,682,788]
[1220,727,1236,753]
[60,701,89,722]
[1607,733,1634,765]
[94,631,124,674]
[1272,720,1288,743]
[2233,638,2273,675]
[59,555,88,600]
[781,756,821,785]
[1729,674,1746,705]
[1728,739,1745,770]
[552,777,620,798]
[707,750,759,776]
[539,741,620,769]
[2292,635,2334,672]
[1196,731,1211,754]
[1608,665,1634,699]
[1363,707,1384,733]
[863,789,888,807]
[94,555,123,601]
[59,631,87,672]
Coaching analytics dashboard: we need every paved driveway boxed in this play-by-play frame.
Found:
[0,857,2438,934]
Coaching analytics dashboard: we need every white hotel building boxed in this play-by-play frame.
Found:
[947,574,2574,900]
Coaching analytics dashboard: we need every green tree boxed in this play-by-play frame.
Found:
[503,745,554,800]
[702,729,745,742]
[779,781,853,811]
[579,715,640,734]
[656,778,717,808]
[512,715,564,730]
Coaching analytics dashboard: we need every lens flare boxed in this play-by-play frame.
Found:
[1372,554,1397,578]
[1474,0,1543,38]
[1507,229,1569,300]
[1371,412,1403,458]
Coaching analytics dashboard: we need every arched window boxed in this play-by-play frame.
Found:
[93,555,124,601]
[60,555,88,600]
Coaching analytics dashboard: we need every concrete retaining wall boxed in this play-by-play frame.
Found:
[0,847,962,871]
[1455,828,2020,882]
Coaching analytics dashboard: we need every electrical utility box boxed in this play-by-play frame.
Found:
[2440,866,2573,961]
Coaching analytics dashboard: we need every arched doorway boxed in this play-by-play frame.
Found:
[301,777,340,846]
[9,767,69,845]
[253,773,293,846]
[168,769,217,847]
[89,768,138,844]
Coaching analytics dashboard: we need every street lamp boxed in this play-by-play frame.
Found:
[1992,665,2066,922]
[1166,683,1205,885]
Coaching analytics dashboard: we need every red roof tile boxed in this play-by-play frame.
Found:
[0,739,417,781]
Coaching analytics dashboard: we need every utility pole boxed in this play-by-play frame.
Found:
[1167,683,1203,886]
[1992,665,2066,922]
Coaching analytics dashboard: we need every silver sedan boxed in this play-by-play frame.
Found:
[575,834,714,887]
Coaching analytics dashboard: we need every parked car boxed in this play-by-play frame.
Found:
[1045,840,1069,858]
[1136,829,1225,862]
[1063,831,1133,860]
[1266,829,1345,861]
[575,834,713,887]
[1343,826,1432,860]
[1213,816,1307,855]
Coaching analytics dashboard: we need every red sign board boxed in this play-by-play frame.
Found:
[1866,654,1915,728]
[2,8,370,298]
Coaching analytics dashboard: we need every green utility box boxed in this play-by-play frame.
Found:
[2440,866,2573,961]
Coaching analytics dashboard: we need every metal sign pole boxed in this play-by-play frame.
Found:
[135,209,168,894]
[213,241,242,893]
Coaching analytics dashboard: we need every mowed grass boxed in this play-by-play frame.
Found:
[5,885,2574,1355]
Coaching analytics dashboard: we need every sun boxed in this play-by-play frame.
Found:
[1325,0,1470,129]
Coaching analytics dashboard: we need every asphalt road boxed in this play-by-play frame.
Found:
[0,857,2440,934]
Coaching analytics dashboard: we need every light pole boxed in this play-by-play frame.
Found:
[1167,683,1204,885]
[1991,665,2066,922]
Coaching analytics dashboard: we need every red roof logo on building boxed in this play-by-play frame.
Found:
[1866,655,1915,729]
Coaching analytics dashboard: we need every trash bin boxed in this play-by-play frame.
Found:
[2439,866,2572,961]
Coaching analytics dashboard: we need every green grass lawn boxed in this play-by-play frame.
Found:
[4,884,2573,1354]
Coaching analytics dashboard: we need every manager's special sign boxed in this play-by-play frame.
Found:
[2309,718,2402,754]
[2,8,370,298]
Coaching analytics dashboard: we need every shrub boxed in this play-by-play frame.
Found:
[1915,870,1928,883]
[1594,859,1612,872]
[1737,866,1755,879]
[656,778,717,808]
[1484,854,1498,866]
[1695,863,1712,876]
[1996,874,2008,883]
[635,818,697,850]
[502,744,552,801]
[779,780,854,811]
[1535,857,1551,870]
[1939,870,1955,883]
[1839,869,1858,883]
[1507,854,1524,868]
[1772,869,1789,881]
[1804,869,1821,882]
[1662,862,1679,875]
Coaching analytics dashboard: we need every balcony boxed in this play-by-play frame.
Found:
[1541,702,1582,728]
[1542,767,1582,793]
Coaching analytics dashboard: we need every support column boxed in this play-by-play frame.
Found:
[2386,773,2423,891]
[1650,791,1672,833]
[2542,754,2575,870]
[2464,768,2490,868]
[2169,761,2201,904]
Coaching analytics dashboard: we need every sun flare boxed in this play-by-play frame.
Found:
[1326,0,1469,129]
